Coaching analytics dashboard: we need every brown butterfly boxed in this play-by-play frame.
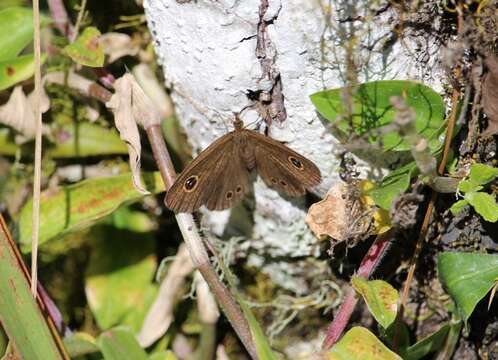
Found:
[165,117,322,213]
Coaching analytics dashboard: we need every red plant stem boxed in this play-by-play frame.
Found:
[322,230,394,349]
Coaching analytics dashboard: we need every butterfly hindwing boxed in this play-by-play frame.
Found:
[250,131,321,195]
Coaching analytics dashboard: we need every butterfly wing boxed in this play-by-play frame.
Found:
[165,132,250,213]
[250,131,321,196]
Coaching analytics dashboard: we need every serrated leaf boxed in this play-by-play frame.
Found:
[64,27,104,67]
[450,199,468,215]
[458,180,481,194]
[468,163,498,186]
[351,277,398,329]
[97,327,148,360]
[326,327,402,360]
[438,252,498,322]
[85,227,157,331]
[310,80,445,152]
[0,53,46,90]
[465,191,498,222]
[0,7,50,60]
[17,172,165,251]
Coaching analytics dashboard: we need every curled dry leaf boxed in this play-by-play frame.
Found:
[481,56,498,137]
[132,63,174,119]
[194,271,220,324]
[137,243,194,347]
[106,73,153,194]
[0,86,50,141]
[99,32,140,63]
[306,181,390,248]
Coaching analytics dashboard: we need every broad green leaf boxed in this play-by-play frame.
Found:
[0,53,46,90]
[64,27,104,67]
[85,227,157,331]
[351,277,398,329]
[458,180,481,194]
[97,327,148,360]
[104,206,157,233]
[64,332,100,358]
[0,223,63,360]
[310,80,445,151]
[468,163,498,186]
[149,350,178,360]
[326,327,402,360]
[0,7,50,60]
[465,192,498,222]
[0,123,128,157]
[450,199,468,215]
[46,122,128,158]
[0,1,27,10]
[438,252,498,322]
[403,324,449,360]
[17,172,165,251]
[369,161,416,210]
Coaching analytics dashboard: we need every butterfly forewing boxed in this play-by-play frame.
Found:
[166,133,233,212]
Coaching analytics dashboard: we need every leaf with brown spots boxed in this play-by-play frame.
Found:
[481,56,498,137]
[63,27,104,67]
[325,327,402,360]
[17,172,165,251]
[0,53,46,91]
[351,276,398,329]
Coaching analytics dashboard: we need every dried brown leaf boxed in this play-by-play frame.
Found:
[0,86,50,141]
[306,181,389,248]
[100,32,139,63]
[106,73,149,194]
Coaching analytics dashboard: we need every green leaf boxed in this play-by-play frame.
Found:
[17,172,165,251]
[326,327,402,360]
[239,299,278,360]
[450,199,468,215]
[46,122,128,158]
[64,332,100,358]
[438,252,498,322]
[85,227,157,331]
[310,80,445,151]
[0,53,46,90]
[403,324,450,360]
[149,350,178,360]
[215,245,278,360]
[63,27,104,67]
[97,327,148,360]
[0,225,63,360]
[468,163,498,186]
[465,192,498,222]
[458,180,481,194]
[351,277,398,329]
[369,161,416,210]
[0,7,50,60]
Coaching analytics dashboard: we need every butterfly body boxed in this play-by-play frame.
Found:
[165,121,321,213]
